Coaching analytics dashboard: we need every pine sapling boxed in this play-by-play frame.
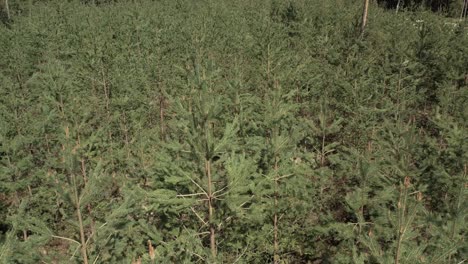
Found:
[394,176,423,264]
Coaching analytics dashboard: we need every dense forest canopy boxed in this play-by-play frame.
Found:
[0,0,467,263]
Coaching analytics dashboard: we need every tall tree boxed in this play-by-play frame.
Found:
[361,0,370,35]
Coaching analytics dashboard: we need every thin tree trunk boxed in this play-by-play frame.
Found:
[394,189,403,264]
[448,164,467,262]
[465,0,468,19]
[102,67,110,112]
[460,0,468,21]
[206,159,216,259]
[5,0,10,20]
[159,94,165,141]
[273,156,279,264]
[122,114,131,160]
[321,131,326,167]
[76,198,89,264]
[72,172,89,264]
[396,0,402,13]
[361,0,370,36]
[267,44,271,86]
[395,178,410,264]
[65,126,88,264]
[81,158,96,240]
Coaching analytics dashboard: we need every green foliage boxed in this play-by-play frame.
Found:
[0,0,467,263]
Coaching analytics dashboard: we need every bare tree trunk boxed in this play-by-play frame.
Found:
[72,164,88,264]
[465,0,468,19]
[273,156,279,264]
[460,0,468,21]
[206,159,216,259]
[159,94,165,141]
[75,194,89,264]
[396,0,402,13]
[361,0,370,36]
[5,0,10,20]
[64,126,88,264]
